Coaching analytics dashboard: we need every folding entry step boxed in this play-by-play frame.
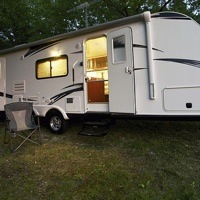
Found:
[78,117,111,137]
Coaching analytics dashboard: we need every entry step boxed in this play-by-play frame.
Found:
[84,121,110,126]
[78,120,111,137]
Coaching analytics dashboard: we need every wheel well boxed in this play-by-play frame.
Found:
[46,109,63,119]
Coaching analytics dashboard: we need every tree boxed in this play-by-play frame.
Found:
[102,0,200,20]
[0,0,33,49]
[0,0,199,50]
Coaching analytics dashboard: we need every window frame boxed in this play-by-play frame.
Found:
[35,54,68,80]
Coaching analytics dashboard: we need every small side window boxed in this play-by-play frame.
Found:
[113,35,126,63]
[36,55,68,79]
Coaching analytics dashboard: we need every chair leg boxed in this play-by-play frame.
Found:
[37,128,42,144]
[3,129,8,152]
[4,128,11,144]
[4,127,42,153]
[36,118,42,144]
[4,129,14,153]
[10,136,14,153]
[12,129,41,153]
[3,129,7,145]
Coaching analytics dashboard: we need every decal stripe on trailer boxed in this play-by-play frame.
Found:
[0,92,12,99]
[154,58,200,68]
[133,44,164,52]
[49,83,83,105]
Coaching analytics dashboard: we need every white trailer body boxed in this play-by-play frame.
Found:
[0,57,6,111]
[1,11,200,132]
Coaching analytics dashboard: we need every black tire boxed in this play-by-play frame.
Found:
[47,111,68,134]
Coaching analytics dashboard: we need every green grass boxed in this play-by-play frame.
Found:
[0,119,200,200]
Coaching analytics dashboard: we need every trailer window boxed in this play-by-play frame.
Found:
[36,55,68,79]
[113,35,126,63]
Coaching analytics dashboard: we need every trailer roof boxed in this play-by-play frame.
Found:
[0,12,145,55]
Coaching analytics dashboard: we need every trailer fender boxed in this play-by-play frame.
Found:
[33,105,69,134]
[33,105,69,120]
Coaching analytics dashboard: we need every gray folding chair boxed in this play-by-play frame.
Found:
[4,102,42,153]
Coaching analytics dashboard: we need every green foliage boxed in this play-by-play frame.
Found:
[0,0,32,48]
[0,0,199,49]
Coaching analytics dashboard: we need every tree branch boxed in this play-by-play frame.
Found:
[159,0,173,11]
[103,0,127,17]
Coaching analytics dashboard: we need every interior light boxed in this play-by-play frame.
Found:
[52,50,60,57]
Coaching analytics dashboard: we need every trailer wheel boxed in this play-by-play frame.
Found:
[47,112,68,134]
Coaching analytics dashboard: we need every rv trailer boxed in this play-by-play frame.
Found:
[1,11,200,133]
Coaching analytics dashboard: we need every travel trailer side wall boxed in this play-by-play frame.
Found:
[0,58,6,115]
[1,11,200,133]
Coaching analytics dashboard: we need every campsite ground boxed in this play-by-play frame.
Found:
[0,119,200,200]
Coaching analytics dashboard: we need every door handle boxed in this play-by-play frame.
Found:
[125,66,132,74]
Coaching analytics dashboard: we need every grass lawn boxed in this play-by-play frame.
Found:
[0,119,200,200]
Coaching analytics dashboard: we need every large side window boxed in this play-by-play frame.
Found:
[36,55,68,79]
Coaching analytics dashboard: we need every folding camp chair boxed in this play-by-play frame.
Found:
[4,102,42,153]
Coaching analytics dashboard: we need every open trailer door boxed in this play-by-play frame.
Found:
[107,27,135,114]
